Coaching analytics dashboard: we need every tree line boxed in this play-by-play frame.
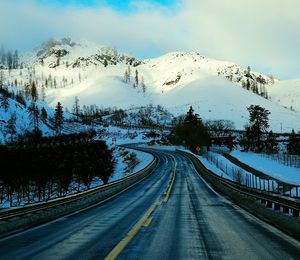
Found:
[168,105,300,156]
[0,47,20,70]
[0,132,114,207]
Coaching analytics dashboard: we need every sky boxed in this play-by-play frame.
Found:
[0,0,299,79]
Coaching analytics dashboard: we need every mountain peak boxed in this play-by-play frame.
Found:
[28,38,141,68]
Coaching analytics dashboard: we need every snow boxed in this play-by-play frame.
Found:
[197,156,229,179]
[110,148,154,182]
[3,38,299,132]
[230,150,300,186]
[0,89,54,143]
[178,148,244,182]
[268,79,300,113]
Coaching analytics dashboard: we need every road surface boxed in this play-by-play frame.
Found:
[0,148,299,259]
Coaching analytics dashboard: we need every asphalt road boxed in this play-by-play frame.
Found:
[0,149,300,259]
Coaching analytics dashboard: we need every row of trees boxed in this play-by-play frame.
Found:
[168,105,300,156]
[0,47,19,69]
[223,66,270,99]
[0,133,114,206]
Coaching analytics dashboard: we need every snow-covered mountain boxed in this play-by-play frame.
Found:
[2,38,300,132]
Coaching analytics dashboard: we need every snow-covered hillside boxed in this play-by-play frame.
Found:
[1,38,300,132]
[155,76,300,132]
[0,85,55,142]
[139,51,274,94]
[268,79,300,113]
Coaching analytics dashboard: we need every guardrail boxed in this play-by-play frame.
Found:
[0,154,158,237]
[177,150,300,218]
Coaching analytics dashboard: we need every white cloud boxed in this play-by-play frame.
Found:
[0,0,299,79]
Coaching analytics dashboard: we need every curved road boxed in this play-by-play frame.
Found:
[0,149,299,259]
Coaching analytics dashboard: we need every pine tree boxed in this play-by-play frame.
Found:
[246,78,251,90]
[53,78,57,88]
[24,84,31,99]
[0,70,4,88]
[0,92,9,112]
[41,107,48,123]
[264,130,278,154]
[7,51,13,70]
[124,70,129,83]
[31,81,38,102]
[170,106,209,152]
[6,113,17,142]
[127,66,131,82]
[287,129,300,155]
[54,102,64,134]
[135,69,139,87]
[247,66,251,77]
[141,76,146,93]
[13,50,19,69]
[103,59,108,67]
[28,102,40,131]
[244,105,270,152]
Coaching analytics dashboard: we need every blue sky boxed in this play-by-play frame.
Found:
[38,0,180,11]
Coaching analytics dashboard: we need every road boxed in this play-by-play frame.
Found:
[0,148,300,259]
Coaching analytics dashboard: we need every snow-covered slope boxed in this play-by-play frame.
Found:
[2,38,300,132]
[268,79,300,113]
[155,76,300,132]
[139,51,273,94]
[0,86,55,142]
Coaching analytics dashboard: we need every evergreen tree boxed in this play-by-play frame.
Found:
[246,78,251,90]
[124,67,131,83]
[54,78,57,88]
[247,66,251,77]
[7,51,13,70]
[124,70,128,83]
[24,84,31,99]
[127,66,131,82]
[170,106,209,152]
[241,105,270,152]
[135,69,139,87]
[28,102,40,131]
[0,92,9,112]
[31,81,38,102]
[13,50,19,69]
[41,107,48,123]
[287,129,300,155]
[264,130,278,154]
[141,76,146,93]
[54,102,64,134]
[6,113,17,142]
[0,70,4,88]
[103,59,108,67]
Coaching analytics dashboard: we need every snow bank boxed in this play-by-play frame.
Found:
[230,150,300,186]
